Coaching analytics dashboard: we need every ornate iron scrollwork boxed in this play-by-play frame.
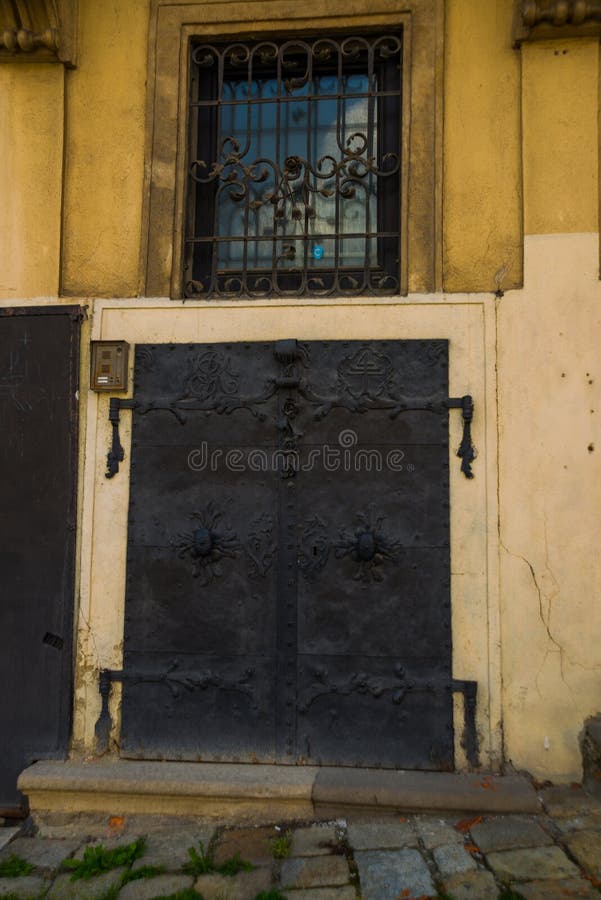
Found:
[298,516,330,580]
[185,35,402,299]
[297,662,419,714]
[245,513,276,578]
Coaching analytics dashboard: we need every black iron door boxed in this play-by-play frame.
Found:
[121,340,455,769]
[0,307,80,812]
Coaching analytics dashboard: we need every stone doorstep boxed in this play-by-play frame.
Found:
[18,760,540,825]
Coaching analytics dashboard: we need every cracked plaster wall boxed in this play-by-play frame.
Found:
[0,1,600,782]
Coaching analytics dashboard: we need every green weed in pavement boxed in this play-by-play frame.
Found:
[60,836,146,879]
[271,832,292,859]
[0,854,35,877]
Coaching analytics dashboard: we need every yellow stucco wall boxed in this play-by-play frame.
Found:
[522,39,599,235]
[60,0,149,297]
[0,64,64,299]
[443,0,523,293]
[2,1,601,783]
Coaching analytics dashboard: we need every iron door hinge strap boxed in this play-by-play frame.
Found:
[445,396,475,479]
[106,398,137,479]
[95,668,479,767]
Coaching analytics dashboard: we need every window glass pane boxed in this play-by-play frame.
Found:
[187,34,401,298]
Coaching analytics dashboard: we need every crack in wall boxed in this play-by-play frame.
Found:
[500,539,575,698]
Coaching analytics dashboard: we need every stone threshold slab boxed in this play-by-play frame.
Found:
[18,760,540,824]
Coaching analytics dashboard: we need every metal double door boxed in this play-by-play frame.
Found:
[121,339,454,769]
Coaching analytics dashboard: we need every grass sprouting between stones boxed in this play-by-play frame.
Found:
[60,836,146,880]
[181,841,214,877]
[271,831,292,859]
[182,840,254,878]
[254,892,287,900]
[0,854,35,877]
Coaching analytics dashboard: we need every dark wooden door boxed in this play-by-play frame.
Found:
[0,307,80,812]
[121,340,453,769]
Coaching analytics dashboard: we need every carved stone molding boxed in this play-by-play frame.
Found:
[515,0,601,42]
[1,0,77,65]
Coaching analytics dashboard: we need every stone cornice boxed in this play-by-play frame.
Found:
[1,0,77,65]
[516,1,601,42]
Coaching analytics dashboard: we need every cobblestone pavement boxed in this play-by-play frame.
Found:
[2,785,601,899]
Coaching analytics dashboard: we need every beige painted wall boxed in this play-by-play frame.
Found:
[0,64,64,299]
[498,232,601,780]
[495,35,601,780]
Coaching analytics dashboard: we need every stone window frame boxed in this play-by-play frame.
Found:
[141,0,443,300]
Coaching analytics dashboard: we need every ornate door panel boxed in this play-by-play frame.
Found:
[292,342,451,768]
[121,344,280,761]
[120,339,456,769]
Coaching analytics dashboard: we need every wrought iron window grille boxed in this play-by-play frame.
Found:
[184,33,403,300]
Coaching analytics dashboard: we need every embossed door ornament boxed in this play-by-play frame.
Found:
[174,502,241,582]
[181,350,239,401]
[299,511,402,582]
[336,512,403,582]
[337,347,395,401]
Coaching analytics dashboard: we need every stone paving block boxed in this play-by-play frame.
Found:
[414,816,464,849]
[486,846,580,882]
[516,878,599,899]
[284,884,357,900]
[0,875,48,898]
[354,849,435,900]
[131,827,214,871]
[551,813,601,834]
[442,869,499,900]
[213,825,277,866]
[290,824,340,857]
[281,855,350,889]
[282,889,356,900]
[565,829,601,877]
[0,837,82,873]
[470,816,553,852]
[118,873,194,898]
[347,820,418,850]
[194,867,272,899]
[540,786,601,818]
[432,842,477,877]
[0,828,20,853]
[47,866,127,899]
